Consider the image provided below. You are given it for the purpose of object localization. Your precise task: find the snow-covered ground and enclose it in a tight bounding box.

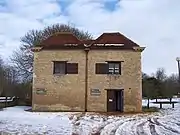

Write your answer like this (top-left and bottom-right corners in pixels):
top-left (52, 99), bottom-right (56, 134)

top-left (0, 98), bottom-right (180, 135)
top-left (0, 106), bottom-right (72, 135)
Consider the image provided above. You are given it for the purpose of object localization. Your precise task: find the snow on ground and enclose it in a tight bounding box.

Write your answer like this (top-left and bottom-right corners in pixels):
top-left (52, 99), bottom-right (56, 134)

top-left (71, 98), bottom-right (180, 135)
top-left (0, 106), bottom-right (72, 135)
top-left (0, 98), bottom-right (180, 135)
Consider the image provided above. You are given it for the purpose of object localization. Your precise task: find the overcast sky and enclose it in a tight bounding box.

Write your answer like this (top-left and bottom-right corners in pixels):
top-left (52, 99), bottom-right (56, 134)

top-left (0, 0), bottom-right (180, 75)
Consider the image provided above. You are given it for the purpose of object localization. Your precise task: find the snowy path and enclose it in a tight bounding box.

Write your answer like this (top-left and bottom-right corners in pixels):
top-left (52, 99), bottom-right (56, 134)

top-left (71, 109), bottom-right (180, 135)
top-left (71, 98), bottom-right (180, 135)
top-left (0, 98), bottom-right (179, 135)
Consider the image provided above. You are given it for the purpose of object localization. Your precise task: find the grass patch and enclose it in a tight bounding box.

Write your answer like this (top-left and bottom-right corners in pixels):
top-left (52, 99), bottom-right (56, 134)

top-left (142, 106), bottom-right (159, 112)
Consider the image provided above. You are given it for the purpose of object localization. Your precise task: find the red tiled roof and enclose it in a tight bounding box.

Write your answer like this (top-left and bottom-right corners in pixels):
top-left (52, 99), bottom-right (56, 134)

top-left (82, 40), bottom-right (94, 44)
top-left (41, 32), bottom-right (82, 48)
top-left (91, 32), bottom-right (139, 47)
top-left (39, 32), bottom-right (140, 50)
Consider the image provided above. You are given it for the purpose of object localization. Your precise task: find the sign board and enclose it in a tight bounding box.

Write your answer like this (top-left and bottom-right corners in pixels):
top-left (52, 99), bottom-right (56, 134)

top-left (90, 89), bottom-right (101, 96)
top-left (36, 88), bottom-right (47, 95)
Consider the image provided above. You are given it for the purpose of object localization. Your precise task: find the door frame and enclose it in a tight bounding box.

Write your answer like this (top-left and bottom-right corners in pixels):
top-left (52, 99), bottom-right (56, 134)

top-left (106, 89), bottom-right (124, 112)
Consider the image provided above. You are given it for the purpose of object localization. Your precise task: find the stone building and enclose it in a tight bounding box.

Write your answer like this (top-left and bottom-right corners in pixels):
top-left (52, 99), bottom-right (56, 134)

top-left (31, 32), bottom-right (145, 112)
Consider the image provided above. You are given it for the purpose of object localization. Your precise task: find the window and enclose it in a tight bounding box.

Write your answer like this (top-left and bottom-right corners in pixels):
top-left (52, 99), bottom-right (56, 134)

top-left (95, 63), bottom-right (108, 74)
top-left (95, 62), bottom-right (122, 75)
top-left (108, 63), bottom-right (120, 74)
top-left (53, 61), bottom-right (66, 74)
top-left (53, 61), bottom-right (78, 75)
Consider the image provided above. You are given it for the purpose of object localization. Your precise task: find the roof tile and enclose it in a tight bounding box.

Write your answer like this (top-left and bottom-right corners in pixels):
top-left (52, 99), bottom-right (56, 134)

top-left (41, 33), bottom-right (82, 48)
top-left (39, 32), bottom-right (140, 50)
top-left (91, 32), bottom-right (139, 48)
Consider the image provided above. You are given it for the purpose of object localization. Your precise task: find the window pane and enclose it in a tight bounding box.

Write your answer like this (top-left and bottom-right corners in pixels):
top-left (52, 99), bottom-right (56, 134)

top-left (109, 69), bottom-right (114, 74)
top-left (115, 64), bottom-right (120, 74)
top-left (54, 63), bottom-right (60, 73)
top-left (54, 62), bottom-right (66, 74)
top-left (114, 69), bottom-right (119, 74)
top-left (109, 63), bottom-right (114, 73)
top-left (114, 64), bottom-right (119, 68)
top-left (109, 67), bottom-right (114, 70)
top-left (59, 63), bottom-right (65, 74)
top-left (108, 63), bottom-right (120, 74)
top-left (108, 63), bottom-right (114, 68)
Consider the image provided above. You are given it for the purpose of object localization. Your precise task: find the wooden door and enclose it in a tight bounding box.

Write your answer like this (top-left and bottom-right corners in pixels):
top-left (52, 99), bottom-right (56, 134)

top-left (107, 90), bottom-right (116, 112)
top-left (116, 90), bottom-right (123, 112)
top-left (107, 90), bottom-right (124, 112)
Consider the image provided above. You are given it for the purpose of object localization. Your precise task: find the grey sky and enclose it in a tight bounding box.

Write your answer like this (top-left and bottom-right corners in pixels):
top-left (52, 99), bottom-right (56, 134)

top-left (0, 0), bottom-right (180, 75)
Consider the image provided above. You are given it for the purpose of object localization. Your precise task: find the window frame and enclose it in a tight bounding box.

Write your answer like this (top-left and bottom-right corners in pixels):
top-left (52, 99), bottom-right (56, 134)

top-left (53, 61), bottom-right (67, 75)
top-left (107, 62), bottom-right (121, 75)
top-left (95, 61), bottom-right (122, 75)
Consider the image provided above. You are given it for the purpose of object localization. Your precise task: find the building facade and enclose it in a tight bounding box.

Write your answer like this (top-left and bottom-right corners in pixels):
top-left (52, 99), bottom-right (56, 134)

top-left (32, 32), bottom-right (145, 112)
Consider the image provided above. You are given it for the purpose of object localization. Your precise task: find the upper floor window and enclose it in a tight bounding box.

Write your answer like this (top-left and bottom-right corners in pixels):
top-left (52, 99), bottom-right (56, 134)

top-left (53, 61), bottom-right (66, 74)
top-left (53, 61), bottom-right (78, 75)
top-left (108, 63), bottom-right (120, 74)
top-left (95, 61), bottom-right (122, 75)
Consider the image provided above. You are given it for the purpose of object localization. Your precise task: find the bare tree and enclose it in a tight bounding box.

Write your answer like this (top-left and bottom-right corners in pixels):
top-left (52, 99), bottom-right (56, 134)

top-left (11, 23), bottom-right (93, 81)
top-left (0, 57), bottom-right (6, 96)
top-left (164, 74), bottom-right (179, 102)
top-left (142, 68), bottom-right (179, 104)
top-left (154, 68), bottom-right (167, 81)
top-left (153, 68), bottom-right (167, 100)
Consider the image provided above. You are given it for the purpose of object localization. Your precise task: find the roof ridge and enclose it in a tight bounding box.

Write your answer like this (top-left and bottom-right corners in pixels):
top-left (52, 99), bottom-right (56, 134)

top-left (53, 32), bottom-right (84, 41)
top-left (45, 32), bottom-right (81, 42)
top-left (54, 32), bottom-right (74, 35)
top-left (41, 32), bottom-right (76, 42)
top-left (102, 32), bottom-right (120, 34)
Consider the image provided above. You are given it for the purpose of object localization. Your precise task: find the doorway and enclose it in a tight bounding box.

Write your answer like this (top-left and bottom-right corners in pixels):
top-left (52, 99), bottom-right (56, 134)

top-left (107, 89), bottom-right (123, 112)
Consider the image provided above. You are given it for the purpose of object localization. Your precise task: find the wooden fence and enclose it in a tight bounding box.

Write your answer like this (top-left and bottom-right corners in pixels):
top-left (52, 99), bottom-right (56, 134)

top-left (0, 96), bottom-right (18, 108)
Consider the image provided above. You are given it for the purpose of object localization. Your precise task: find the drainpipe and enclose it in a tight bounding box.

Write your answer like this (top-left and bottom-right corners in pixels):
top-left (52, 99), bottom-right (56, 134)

top-left (84, 48), bottom-right (89, 112)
